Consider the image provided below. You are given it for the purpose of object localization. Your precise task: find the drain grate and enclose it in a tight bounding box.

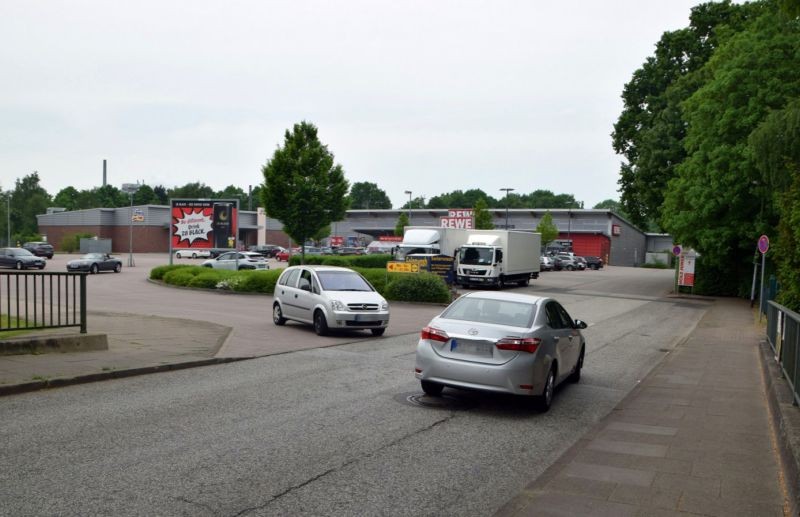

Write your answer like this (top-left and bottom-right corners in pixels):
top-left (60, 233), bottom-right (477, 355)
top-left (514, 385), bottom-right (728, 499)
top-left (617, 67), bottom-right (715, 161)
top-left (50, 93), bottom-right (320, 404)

top-left (394, 391), bottom-right (476, 411)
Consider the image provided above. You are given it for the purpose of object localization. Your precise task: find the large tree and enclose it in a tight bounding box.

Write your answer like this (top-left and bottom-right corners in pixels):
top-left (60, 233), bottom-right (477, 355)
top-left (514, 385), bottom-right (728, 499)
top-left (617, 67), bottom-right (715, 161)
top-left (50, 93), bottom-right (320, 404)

top-left (10, 172), bottom-right (51, 241)
top-left (168, 182), bottom-right (215, 200)
top-left (535, 211), bottom-right (559, 250)
top-left (348, 182), bottom-right (391, 209)
top-left (473, 198), bottom-right (494, 229)
top-left (612, 1), bottom-right (759, 229)
top-left (261, 121), bottom-right (349, 262)
top-left (662, 4), bottom-right (800, 294)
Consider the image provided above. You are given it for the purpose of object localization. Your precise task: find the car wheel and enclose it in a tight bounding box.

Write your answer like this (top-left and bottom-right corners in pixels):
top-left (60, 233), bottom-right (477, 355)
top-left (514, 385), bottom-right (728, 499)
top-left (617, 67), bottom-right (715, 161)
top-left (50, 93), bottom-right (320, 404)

top-left (176, 252), bottom-right (182, 259)
top-left (114, 263), bottom-right (122, 273)
top-left (371, 328), bottom-right (386, 336)
top-left (566, 265), bottom-right (574, 271)
top-left (569, 346), bottom-right (584, 383)
top-left (421, 380), bottom-right (443, 396)
top-left (90, 264), bottom-right (99, 274)
top-left (192, 252), bottom-right (197, 259)
top-left (313, 310), bottom-right (329, 336)
top-left (15, 261), bottom-right (23, 270)
top-left (204, 264), bottom-right (212, 268)
top-left (536, 366), bottom-right (556, 412)
top-left (273, 303), bottom-right (286, 326)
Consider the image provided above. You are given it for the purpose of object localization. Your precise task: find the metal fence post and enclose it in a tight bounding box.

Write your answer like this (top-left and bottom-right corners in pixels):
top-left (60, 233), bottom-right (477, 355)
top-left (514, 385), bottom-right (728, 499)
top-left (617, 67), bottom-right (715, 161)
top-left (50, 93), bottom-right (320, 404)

top-left (79, 274), bottom-right (87, 334)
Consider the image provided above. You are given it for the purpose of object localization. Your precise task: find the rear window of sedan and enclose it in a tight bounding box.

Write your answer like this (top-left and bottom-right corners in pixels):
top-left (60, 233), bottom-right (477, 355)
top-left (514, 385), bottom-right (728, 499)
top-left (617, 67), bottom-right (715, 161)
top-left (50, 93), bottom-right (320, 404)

top-left (317, 271), bottom-right (374, 292)
top-left (441, 297), bottom-right (536, 328)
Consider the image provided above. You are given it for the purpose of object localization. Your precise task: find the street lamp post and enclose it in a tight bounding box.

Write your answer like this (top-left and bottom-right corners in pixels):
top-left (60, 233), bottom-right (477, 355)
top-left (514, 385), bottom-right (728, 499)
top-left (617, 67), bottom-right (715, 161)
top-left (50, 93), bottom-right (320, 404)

top-left (121, 183), bottom-right (140, 267)
top-left (500, 188), bottom-right (515, 229)
top-left (6, 193), bottom-right (10, 247)
top-left (404, 190), bottom-right (412, 224)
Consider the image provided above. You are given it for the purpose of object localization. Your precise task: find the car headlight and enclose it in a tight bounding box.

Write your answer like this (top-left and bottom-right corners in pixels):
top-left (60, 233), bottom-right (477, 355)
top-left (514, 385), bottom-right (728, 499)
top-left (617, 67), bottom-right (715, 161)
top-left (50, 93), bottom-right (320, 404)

top-left (380, 300), bottom-right (389, 311)
top-left (330, 300), bottom-right (345, 311)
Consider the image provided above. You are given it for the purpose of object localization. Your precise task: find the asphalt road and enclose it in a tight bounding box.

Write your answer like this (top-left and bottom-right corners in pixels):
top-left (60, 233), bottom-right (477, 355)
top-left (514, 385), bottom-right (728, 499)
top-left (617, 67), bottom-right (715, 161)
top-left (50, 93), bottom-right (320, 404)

top-left (0, 256), bottom-right (708, 516)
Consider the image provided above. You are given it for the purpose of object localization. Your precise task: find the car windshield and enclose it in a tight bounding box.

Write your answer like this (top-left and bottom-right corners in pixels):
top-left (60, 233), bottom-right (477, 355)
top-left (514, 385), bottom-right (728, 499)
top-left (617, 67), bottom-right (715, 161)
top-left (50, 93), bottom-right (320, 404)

top-left (317, 271), bottom-right (373, 292)
top-left (441, 297), bottom-right (536, 328)
top-left (83, 253), bottom-right (104, 259)
top-left (458, 247), bottom-right (494, 265)
top-left (14, 249), bottom-right (34, 257)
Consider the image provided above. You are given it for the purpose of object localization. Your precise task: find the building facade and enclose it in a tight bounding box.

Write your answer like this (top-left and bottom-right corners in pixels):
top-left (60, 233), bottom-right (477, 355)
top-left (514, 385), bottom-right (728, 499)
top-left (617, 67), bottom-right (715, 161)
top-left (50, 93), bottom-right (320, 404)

top-left (38, 206), bottom-right (658, 266)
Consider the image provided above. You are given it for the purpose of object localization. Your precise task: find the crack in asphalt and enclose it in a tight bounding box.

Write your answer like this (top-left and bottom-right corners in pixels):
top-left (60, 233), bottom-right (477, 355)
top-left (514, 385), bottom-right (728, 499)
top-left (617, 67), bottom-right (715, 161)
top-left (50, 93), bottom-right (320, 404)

top-left (177, 495), bottom-right (217, 515)
top-left (230, 414), bottom-right (456, 516)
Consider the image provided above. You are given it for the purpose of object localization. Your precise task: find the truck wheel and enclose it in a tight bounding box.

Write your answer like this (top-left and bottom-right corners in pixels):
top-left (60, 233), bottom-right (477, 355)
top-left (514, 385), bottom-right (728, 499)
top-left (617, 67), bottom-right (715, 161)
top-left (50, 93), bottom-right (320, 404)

top-left (518, 278), bottom-right (529, 287)
top-left (497, 277), bottom-right (505, 290)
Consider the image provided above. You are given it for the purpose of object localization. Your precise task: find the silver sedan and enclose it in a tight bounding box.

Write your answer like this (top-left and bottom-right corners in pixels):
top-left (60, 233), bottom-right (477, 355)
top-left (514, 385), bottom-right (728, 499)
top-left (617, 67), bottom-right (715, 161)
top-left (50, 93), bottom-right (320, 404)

top-left (414, 292), bottom-right (587, 411)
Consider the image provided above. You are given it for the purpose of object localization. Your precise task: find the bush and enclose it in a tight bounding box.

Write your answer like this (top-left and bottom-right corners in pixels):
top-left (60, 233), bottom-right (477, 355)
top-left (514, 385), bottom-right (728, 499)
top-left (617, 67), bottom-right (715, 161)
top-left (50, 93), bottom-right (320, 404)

top-left (150, 264), bottom-right (195, 280)
top-left (231, 270), bottom-right (282, 293)
top-left (349, 254), bottom-right (393, 268)
top-left (288, 253), bottom-right (393, 268)
top-left (188, 270), bottom-right (232, 289)
top-left (163, 267), bottom-right (205, 287)
top-left (385, 272), bottom-right (450, 303)
top-left (61, 233), bottom-right (94, 253)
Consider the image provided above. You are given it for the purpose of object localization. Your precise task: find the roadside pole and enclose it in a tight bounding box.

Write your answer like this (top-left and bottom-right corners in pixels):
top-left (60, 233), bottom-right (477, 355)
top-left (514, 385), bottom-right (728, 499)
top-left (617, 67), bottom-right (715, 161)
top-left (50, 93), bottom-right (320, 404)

top-left (757, 235), bottom-right (769, 320)
top-left (750, 249), bottom-right (759, 308)
top-left (672, 245), bottom-right (682, 294)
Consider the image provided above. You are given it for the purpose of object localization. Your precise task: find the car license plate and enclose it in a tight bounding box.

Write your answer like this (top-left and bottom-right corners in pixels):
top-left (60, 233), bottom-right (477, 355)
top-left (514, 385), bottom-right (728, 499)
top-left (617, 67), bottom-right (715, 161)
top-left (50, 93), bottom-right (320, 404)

top-left (450, 339), bottom-right (492, 357)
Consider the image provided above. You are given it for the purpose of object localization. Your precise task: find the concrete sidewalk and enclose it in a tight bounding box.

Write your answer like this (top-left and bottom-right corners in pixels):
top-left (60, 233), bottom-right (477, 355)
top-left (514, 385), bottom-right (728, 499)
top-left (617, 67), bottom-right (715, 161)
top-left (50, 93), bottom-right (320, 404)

top-left (496, 297), bottom-right (790, 517)
top-left (0, 311), bottom-right (235, 395)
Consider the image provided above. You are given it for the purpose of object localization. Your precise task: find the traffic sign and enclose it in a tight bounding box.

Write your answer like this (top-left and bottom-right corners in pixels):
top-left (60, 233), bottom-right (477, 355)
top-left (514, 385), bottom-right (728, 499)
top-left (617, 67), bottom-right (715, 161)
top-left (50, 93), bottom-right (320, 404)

top-left (758, 235), bottom-right (769, 254)
top-left (672, 245), bottom-right (682, 257)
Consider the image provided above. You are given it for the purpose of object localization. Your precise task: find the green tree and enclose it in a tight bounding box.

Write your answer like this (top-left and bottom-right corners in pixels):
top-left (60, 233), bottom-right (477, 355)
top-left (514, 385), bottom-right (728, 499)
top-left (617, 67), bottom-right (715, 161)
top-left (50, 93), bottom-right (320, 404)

top-left (395, 212), bottom-right (409, 236)
top-left (169, 182), bottom-right (215, 200)
top-left (612, 1), bottom-right (759, 229)
top-left (153, 185), bottom-right (169, 205)
top-left (10, 172), bottom-right (52, 240)
top-left (750, 98), bottom-right (800, 310)
top-left (216, 185), bottom-right (248, 208)
top-left (662, 5), bottom-right (800, 294)
top-left (348, 182), bottom-right (391, 209)
top-left (132, 184), bottom-right (161, 205)
top-left (261, 121), bottom-right (349, 262)
top-left (53, 186), bottom-right (81, 211)
top-left (473, 198), bottom-right (494, 229)
top-left (535, 211), bottom-right (559, 250)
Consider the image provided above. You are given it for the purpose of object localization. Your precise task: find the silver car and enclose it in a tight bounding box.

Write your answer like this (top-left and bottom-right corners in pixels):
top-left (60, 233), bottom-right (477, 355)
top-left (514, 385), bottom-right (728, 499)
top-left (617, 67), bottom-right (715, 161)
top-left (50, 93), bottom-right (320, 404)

top-left (272, 265), bottom-right (390, 336)
top-left (201, 251), bottom-right (269, 270)
top-left (414, 292), bottom-right (587, 411)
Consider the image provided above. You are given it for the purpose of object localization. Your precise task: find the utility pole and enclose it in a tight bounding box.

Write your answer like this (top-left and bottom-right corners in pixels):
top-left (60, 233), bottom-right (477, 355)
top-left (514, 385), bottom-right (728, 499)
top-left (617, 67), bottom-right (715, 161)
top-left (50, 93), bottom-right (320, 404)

top-left (500, 188), bottom-right (515, 229)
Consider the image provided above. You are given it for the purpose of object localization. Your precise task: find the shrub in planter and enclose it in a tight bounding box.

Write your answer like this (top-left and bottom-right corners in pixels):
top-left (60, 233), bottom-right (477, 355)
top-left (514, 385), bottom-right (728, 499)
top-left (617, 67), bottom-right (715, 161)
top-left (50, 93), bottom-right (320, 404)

top-left (231, 270), bottom-right (282, 293)
top-left (189, 270), bottom-right (231, 289)
top-left (150, 264), bottom-right (194, 280)
top-left (163, 267), bottom-right (204, 287)
top-left (385, 272), bottom-right (450, 303)
top-left (349, 254), bottom-right (393, 269)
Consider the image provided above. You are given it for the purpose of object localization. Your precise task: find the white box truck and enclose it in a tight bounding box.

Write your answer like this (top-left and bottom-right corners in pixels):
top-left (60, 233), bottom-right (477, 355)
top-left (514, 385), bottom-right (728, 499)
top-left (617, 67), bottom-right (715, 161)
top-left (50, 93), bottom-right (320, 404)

top-left (394, 227), bottom-right (470, 260)
top-left (455, 230), bottom-right (541, 288)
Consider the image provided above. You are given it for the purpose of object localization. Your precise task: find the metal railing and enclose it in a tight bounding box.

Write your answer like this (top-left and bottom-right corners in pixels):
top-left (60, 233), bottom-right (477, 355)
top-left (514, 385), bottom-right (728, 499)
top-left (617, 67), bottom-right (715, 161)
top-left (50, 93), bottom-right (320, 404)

top-left (766, 300), bottom-right (800, 405)
top-left (0, 272), bottom-right (87, 334)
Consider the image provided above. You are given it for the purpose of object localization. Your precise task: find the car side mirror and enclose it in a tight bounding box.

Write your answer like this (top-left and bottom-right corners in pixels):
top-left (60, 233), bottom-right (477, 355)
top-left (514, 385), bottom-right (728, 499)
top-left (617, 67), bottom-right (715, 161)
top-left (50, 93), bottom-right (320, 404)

top-left (574, 319), bottom-right (588, 329)
top-left (300, 283), bottom-right (311, 292)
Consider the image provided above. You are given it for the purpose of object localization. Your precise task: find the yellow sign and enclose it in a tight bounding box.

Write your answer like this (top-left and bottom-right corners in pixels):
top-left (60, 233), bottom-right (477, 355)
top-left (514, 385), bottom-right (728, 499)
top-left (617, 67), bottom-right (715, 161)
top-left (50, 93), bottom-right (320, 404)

top-left (387, 261), bottom-right (419, 273)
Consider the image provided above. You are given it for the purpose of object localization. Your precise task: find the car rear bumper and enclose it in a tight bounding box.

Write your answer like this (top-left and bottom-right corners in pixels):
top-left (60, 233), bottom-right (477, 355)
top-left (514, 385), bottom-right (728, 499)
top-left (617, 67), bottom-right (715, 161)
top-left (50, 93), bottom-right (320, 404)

top-left (414, 341), bottom-right (544, 396)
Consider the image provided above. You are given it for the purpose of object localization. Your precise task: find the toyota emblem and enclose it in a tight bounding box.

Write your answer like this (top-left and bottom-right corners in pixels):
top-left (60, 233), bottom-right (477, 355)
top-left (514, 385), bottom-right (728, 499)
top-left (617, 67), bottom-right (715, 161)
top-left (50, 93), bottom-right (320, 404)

top-left (468, 328), bottom-right (479, 336)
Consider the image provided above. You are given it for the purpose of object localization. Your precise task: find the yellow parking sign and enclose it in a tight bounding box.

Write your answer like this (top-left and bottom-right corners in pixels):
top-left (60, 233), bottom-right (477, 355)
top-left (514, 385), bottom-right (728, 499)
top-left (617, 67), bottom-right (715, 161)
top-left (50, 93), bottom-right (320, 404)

top-left (387, 261), bottom-right (419, 273)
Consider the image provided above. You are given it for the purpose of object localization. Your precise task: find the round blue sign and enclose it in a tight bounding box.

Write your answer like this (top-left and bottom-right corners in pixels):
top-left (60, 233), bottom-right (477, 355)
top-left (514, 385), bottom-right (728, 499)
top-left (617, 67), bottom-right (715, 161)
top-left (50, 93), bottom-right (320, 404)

top-left (672, 245), bottom-right (682, 257)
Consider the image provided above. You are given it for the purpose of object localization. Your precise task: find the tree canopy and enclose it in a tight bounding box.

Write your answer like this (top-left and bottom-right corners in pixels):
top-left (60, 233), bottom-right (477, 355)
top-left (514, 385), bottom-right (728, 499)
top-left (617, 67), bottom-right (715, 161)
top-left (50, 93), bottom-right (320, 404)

top-left (261, 121), bottom-right (349, 260)
top-left (473, 198), bottom-right (494, 229)
top-left (348, 182), bottom-right (391, 209)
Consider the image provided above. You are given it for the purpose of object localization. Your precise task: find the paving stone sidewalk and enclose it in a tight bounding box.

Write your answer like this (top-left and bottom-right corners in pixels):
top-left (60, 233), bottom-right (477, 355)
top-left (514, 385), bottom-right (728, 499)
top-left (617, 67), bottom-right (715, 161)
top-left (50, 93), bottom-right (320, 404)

top-left (496, 297), bottom-right (789, 517)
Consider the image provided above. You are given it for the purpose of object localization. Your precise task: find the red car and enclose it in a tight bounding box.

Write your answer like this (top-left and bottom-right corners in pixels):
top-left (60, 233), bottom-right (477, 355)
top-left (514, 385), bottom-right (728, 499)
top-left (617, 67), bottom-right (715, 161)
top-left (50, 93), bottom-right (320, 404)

top-left (276, 249), bottom-right (290, 261)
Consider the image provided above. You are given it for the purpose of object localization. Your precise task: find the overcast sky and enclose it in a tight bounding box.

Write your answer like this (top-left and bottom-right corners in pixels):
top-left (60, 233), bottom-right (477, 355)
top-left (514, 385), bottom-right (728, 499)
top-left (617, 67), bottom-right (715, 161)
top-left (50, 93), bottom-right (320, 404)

top-left (1, 1), bottom-right (702, 208)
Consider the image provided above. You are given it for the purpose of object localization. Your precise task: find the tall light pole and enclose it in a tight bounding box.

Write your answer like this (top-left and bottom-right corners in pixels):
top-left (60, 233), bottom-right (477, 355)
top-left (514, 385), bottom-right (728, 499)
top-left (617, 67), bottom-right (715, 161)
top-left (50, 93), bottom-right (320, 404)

top-left (6, 193), bottom-right (10, 247)
top-left (122, 183), bottom-right (140, 267)
top-left (500, 188), bottom-right (515, 229)
top-left (404, 190), bottom-right (412, 225)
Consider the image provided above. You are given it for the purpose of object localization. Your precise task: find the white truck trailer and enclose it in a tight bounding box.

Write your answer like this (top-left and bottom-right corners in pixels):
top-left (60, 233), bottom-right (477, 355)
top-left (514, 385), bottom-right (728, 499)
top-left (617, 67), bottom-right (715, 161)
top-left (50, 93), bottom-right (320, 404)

top-left (394, 227), bottom-right (470, 260)
top-left (455, 230), bottom-right (541, 288)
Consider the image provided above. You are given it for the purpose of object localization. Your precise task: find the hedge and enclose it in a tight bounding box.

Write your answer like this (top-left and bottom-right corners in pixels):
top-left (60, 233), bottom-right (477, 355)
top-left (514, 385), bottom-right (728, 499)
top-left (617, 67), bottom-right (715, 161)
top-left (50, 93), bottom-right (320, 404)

top-left (150, 263), bottom-right (450, 303)
top-left (288, 254), bottom-right (393, 268)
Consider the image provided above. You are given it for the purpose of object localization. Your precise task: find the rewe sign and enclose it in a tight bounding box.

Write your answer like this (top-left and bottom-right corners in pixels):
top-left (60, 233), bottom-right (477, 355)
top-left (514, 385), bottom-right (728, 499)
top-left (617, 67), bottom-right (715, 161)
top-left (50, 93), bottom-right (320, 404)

top-left (440, 209), bottom-right (474, 229)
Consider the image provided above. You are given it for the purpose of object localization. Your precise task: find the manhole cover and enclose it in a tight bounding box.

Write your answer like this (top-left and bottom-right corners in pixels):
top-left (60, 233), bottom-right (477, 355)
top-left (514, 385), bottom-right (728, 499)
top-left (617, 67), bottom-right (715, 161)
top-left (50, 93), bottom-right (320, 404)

top-left (394, 391), bottom-right (476, 411)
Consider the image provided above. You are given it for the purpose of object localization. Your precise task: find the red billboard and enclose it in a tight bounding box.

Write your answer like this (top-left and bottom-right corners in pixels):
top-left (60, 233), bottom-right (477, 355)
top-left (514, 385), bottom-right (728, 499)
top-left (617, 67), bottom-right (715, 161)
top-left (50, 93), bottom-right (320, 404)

top-left (170, 199), bottom-right (239, 250)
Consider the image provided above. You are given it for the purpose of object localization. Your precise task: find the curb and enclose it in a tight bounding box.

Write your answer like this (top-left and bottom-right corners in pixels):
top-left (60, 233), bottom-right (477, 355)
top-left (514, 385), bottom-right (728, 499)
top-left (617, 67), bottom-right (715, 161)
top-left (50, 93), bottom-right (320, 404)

top-left (0, 356), bottom-right (254, 397)
top-left (758, 338), bottom-right (800, 516)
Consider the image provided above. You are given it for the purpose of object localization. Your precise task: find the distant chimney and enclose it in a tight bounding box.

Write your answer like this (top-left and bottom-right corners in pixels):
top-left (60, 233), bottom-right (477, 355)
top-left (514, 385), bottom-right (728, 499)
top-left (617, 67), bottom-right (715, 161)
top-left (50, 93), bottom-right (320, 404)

top-left (103, 159), bottom-right (107, 186)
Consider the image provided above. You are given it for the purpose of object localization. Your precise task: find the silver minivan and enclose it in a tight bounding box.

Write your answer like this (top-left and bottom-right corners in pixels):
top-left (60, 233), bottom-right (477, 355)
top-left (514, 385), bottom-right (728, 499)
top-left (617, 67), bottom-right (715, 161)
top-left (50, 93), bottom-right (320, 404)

top-left (272, 265), bottom-right (390, 336)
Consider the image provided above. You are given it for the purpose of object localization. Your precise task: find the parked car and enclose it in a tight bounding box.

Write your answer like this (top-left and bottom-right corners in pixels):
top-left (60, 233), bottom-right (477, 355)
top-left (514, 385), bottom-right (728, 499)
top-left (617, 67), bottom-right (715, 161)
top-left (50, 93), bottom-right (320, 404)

top-left (175, 249), bottom-right (211, 259)
top-left (0, 247), bottom-right (46, 270)
top-left (574, 257), bottom-right (588, 270)
top-left (248, 244), bottom-right (283, 258)
top-left (272, 265), bottom-right (390, 336)
top-left (539, 255), bottom-right (554, 271)
top-left (338, 247), bottom-right (365, 256)
top-left (22, 241), bottom-right (54, 259)
top-left (202, 251), bottom-right (269, 271)
top-left (66, 253), bottom-right (122, 273)
top-left (584, 256), bottom-right (604, 270)
top-left (275, 249), bottom-right (291, 262)
top-left (553, 253), bottom-right (579, 271)
top-left (414, 291), bottom-right (587, 411)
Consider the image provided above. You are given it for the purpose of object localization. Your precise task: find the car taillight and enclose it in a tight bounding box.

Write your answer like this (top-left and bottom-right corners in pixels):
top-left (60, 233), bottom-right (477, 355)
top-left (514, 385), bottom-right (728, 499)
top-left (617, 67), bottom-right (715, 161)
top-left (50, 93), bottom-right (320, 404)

top-left (496, 337), bottom-right (541, 353)
top-left (421, 326), bottom-right (449, 343)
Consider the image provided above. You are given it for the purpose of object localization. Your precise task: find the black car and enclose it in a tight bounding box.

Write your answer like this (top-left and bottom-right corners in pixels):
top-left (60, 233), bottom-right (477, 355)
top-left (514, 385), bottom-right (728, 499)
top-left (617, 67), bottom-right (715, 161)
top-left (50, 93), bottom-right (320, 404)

top-left (584, 256), bottom-right (604, 270)
top-left (248, 244), bottom-right (283, 258)
top-left (0, 248), bottom-right (46, 269)
top-left (23, 241), bottom-right (54, 259)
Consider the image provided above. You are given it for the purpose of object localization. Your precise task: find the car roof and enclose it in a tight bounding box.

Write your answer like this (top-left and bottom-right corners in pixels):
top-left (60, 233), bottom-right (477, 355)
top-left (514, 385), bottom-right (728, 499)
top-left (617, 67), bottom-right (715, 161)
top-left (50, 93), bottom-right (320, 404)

top-left (459, 291), bottom-right (549, 305)
top-left (284, 265), bottom-right (354, 273)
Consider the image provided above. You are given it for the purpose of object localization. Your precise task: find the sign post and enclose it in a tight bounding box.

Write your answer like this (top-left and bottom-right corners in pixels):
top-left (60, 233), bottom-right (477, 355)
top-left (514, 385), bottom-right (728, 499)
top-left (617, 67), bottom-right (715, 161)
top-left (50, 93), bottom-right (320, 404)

top-left (672, 245), bottom-right (682, 294)
top-left (758, 235), bottom-right (769, 317)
